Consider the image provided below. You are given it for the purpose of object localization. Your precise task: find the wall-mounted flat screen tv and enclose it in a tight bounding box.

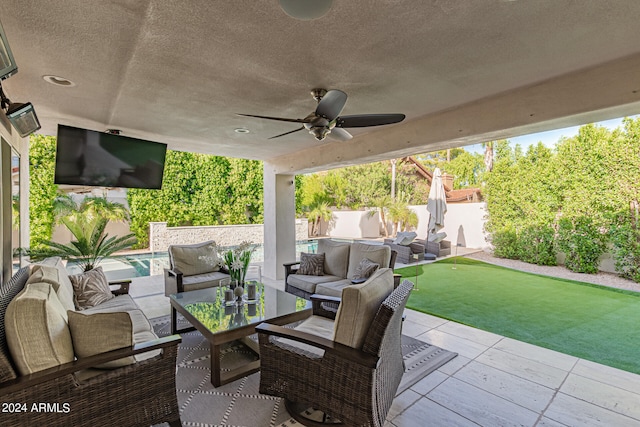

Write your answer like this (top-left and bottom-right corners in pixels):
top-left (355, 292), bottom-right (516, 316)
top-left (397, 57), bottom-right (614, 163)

top-left (54, 125), bottom-right (167, 189)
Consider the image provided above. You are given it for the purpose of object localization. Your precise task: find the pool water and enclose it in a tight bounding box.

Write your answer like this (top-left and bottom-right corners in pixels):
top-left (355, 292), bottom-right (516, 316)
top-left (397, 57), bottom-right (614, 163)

top-left (67, 240), bottom-right (318, 280)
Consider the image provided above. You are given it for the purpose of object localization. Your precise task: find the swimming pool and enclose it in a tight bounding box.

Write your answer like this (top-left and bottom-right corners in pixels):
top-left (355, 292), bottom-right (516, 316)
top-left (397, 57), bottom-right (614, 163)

top-left (67, 240), bottom-right (318, 280)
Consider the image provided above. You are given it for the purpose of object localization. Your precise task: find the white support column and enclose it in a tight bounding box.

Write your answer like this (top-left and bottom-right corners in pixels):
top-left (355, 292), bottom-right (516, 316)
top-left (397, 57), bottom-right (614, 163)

top-left (263, 162), bottom-right (296, 281)
top-left (19, 137), bottom-right (30, 265)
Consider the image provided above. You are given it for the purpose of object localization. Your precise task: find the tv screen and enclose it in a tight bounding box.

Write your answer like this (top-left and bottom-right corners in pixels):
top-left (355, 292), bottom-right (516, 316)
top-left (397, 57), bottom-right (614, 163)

top-left (54, 125), bottom-right (167, 189)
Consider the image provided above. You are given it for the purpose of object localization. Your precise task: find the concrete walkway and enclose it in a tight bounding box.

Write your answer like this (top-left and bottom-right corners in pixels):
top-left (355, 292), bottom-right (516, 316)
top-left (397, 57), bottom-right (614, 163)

top-left (130, 255), bottom-right (640, 426)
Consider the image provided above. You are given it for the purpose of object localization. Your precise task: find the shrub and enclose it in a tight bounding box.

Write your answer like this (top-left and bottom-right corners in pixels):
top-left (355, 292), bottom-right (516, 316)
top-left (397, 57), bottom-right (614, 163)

top-left (519, 224), bottom-right (557, 266)
top-left (491, 228), bottom-right (520, 259)
top-left (609, 213), bottom-right (640, 283)
top-left (556, 217), bottom-right (607, 274)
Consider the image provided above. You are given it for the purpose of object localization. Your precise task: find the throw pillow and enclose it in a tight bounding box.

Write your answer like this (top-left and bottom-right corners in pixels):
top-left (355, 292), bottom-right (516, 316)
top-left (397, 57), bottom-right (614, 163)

top-left (169, 240), bottom-right (221, 276)
top-left (27, 264), bottom-right (76, 312)
top-left (393, 231), bottom-right (417, 246)
top-left (297, 252), bottom-right (325, 276)
top-left (67, 311), bottom-right (135, 368)
top-left (429, 231), bottom-right (447, 243)
top-left (352, 258), bottom-right (380, 280)
top-left (68, 266), bottom-right (114, 310)
top-left (5, 282), bottom-right (75, 375)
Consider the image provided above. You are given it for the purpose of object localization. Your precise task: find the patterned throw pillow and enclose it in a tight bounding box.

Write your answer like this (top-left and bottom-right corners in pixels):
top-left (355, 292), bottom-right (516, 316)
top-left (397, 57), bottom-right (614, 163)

top-left (352, 258), bottom-right (380, 280)
top-left (69, 266), bottom-right (114, 310)
top-left (297, 252), bottom-right (325, 276)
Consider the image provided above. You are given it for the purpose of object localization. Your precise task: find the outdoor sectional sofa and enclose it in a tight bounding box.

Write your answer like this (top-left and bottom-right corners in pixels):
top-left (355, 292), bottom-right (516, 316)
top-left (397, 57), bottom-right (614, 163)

top-left (0, 257), bottom-right (181, 427)
top-left (284, 239), bottom-right (399, 299)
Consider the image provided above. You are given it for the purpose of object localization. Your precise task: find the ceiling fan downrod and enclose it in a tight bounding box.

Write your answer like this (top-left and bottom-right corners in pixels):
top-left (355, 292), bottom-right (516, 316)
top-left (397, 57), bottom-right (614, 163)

top-left (311, 88), bottom-right (327, 103)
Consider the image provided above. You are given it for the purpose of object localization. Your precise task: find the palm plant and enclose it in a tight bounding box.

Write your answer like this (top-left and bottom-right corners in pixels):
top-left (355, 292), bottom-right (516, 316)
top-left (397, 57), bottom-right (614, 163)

top-left (387, 192), bottom-right (418, 235)
top-left (29, 195), bottom-right (136, 271)
top-left (306, 202), bottom-right (333, 237)
top-left (369, 195), bottom-right (393, 237)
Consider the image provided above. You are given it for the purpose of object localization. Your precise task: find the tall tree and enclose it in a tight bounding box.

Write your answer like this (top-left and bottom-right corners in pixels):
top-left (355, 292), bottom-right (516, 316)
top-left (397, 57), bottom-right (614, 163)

top-left (483, 141), bottom-right (494, 172)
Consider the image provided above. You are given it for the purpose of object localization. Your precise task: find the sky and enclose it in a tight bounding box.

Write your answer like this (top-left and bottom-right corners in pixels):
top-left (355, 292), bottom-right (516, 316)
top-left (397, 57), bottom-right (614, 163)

top-left (465, 114), bottom-right (638, 154)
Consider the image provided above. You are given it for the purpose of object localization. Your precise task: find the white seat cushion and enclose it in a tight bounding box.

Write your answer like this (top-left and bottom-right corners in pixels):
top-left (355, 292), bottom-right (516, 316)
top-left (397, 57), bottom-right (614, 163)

top-left (182, 271), bottom-right (230, 289)
top-left (333, 268), bottom-right (394, 349)
top-left (315, 279), bottom-right (353, 297)
top-left (277, 315), bottom-right (335, 356)
top-left (287, 274), bottom-right (343, 293)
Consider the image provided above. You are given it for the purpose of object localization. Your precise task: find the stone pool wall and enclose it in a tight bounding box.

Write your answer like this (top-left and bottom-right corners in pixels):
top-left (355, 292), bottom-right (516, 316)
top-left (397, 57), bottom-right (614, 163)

top-left (148, 220), bottom-right (309, 252)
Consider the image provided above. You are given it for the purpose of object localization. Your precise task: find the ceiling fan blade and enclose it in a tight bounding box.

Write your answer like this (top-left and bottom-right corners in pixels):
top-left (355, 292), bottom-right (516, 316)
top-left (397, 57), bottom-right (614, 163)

top-left (237, 113), bottom-right (309, 124)
top-left (336, 113), bottom-right (406, 128)
top-left (269, 126), bottom-right (306, 139)
top-left (315, 89), bottom-right (347, 121)
top-left (328, 127), bottom-right (352, 141)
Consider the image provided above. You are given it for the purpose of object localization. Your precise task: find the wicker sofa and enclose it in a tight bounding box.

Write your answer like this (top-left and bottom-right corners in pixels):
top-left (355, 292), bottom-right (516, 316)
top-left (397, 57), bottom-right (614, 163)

top-left (0, 258), bottom-right (181, 427)
top-left (284, 239), bottom-right (398, 299)
top-left (257, 268), bottom-right (414, 426)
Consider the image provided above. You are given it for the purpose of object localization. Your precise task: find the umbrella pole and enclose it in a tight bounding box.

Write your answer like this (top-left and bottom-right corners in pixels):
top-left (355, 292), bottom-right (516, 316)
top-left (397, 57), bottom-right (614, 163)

top-left (413, 254), bottom-right (420, 291)
top-left (452, 244), bottom-right (458, 270)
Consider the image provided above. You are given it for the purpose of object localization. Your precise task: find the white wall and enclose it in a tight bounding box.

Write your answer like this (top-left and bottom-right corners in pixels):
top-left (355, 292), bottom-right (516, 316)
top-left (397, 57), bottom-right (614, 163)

top-left (324, 210), bottom-right (380, 239)
top-left (411, 202), bottom-right (488, 249)
top-left (318, 204), bottom-right (489, 248)
top-left (50, 188), bottom-right (132, 243)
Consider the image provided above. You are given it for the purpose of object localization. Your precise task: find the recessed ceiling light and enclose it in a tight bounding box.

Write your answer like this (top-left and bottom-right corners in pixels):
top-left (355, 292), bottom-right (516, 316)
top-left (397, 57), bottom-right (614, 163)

top-left (234, 128), bottom-right (250, 134)
top-left (42, 75), bottom-right (76, 87)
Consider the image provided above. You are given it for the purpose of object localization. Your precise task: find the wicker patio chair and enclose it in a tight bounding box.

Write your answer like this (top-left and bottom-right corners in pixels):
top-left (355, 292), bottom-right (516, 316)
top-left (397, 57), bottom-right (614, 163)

top-left (257, 273), bottom-right (414, 427)
top-left (383, 238), bottom-right (425, 264)
top-left (0, 268), bottom-right (182, 427)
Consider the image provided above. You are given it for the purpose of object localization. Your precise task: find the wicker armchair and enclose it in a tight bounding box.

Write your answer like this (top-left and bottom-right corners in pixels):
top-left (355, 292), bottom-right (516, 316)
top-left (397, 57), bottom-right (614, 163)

top-left (383, 238), bottom-right (425, 264)
top-left (257, 273), bottom-right (414, 427)
top-left (0, 268), bottom-right (182, 427)
top-left (164, 240), bottom-right (230, 333)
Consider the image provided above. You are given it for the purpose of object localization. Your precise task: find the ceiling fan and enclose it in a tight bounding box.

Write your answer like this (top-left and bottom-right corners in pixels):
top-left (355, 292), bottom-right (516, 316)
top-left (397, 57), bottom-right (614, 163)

top-left (238, 88), bottom-right (405, 141)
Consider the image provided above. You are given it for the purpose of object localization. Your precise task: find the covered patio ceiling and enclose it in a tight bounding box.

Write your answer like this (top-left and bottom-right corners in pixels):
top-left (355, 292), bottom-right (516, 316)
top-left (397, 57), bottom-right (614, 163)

top-left (1, 0), bottom-right (639, 174)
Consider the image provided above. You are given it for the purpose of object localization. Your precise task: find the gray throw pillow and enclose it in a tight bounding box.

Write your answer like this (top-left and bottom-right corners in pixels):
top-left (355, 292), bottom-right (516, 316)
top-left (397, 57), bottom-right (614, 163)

top-left (298, 252), bottom-right (325, 276)
top-left (352, 258), bottom-right (379, 280)
top-left (69, 266), bottom-right (114, 310)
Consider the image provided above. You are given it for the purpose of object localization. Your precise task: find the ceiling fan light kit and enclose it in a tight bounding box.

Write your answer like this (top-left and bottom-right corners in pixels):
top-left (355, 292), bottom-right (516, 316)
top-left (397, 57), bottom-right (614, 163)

top-left (238, 88), bottom-right (405, 142)
top-left (279, 0), bottom-right (333, 20)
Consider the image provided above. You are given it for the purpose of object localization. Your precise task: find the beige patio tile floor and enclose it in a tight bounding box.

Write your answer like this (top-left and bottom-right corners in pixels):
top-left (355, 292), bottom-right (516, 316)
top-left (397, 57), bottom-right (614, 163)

top-left (131, 273), bottom-right (640, 427)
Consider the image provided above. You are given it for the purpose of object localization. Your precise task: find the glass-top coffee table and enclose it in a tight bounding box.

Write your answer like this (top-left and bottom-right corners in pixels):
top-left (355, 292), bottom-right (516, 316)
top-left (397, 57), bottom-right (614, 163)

top-left (169, 284), bottom-right (311, 387)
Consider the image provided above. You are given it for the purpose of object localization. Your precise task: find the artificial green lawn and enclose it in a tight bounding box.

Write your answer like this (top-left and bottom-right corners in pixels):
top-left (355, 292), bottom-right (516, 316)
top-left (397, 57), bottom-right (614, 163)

top-left (396, 257), bottom-right (640, 374)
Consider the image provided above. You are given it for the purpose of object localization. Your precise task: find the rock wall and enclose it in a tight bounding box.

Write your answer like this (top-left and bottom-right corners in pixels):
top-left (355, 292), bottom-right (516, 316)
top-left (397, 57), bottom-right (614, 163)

top-left (149, 219), bottom-right (309, 252)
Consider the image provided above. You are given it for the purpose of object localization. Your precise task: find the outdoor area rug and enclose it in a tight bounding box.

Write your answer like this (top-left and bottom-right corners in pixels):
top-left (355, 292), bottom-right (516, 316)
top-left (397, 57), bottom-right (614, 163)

top-left (151, 314), bottom-right (457, 427)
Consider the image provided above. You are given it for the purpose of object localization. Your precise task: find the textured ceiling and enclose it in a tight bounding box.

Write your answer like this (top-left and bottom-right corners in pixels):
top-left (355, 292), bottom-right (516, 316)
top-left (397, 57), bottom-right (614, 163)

top-left (1, 0), bottom-right (640, 168)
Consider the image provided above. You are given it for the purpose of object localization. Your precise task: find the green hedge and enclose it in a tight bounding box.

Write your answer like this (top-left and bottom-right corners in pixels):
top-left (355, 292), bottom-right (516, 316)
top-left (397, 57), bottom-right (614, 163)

top-left (485, 118), bottom-right (640, 281)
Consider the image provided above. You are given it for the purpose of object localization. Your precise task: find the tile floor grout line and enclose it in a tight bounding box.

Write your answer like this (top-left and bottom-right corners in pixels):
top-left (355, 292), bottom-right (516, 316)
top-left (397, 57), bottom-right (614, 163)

top-left (533, 355), bottom-right (579, 426)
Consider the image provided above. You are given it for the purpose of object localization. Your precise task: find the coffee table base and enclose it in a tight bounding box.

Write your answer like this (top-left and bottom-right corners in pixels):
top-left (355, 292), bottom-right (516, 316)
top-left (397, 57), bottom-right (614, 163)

top-left (285, 400), bottom-right (343, 426)
top-left (210, 337), bottom-right (260, 387)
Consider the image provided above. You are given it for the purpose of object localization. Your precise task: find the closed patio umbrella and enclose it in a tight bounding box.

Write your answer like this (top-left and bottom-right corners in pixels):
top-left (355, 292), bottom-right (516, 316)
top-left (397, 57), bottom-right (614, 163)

top-left (427, 167), bottom-right (447, 243)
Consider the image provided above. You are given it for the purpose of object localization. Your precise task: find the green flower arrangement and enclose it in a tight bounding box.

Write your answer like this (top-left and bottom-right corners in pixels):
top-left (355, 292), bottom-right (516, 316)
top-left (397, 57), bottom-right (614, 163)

top-left (222, 241), bottom-right (257, 284)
